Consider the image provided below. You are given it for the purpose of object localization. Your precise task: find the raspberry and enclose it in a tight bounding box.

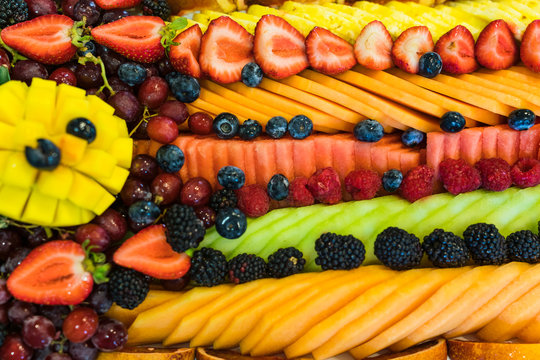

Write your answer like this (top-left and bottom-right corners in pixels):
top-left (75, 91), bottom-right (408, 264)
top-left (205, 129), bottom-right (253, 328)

top-left (475, 158), bottom-right (512, 192)
top-left (400, 165), bottom-right (435, 202)
top-left (287, 177), bottom-right (314, 207)
top-left (236, 184), bottom-right (269, 218)
top-left (307, 167), bottom-right (342, 204)
top-left (511, 158), bottom-right (540, 188)
top-left (439, 159), bottom-right (482, 195)
top-left (344, 169), bottom-right (382, 200)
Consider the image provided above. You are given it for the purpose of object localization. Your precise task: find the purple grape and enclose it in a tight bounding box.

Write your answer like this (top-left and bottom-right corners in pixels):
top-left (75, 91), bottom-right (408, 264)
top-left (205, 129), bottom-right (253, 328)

top-left (22, 315), bottom-right (56, 349)
top-left (91, 319), bottom-right (127, 352)
top-left (161, 276), bottom-right (189, 291)
top-left (131, 118), bottom-right (149, 140)
top-left (68, 341), bottom-right (98, 360)
top-left (26, 227), bottom-right (48, 248)
top-left (0, 229), bottom-right (22, 261)
top-left (11, 60), bottom-right (48, 85)
top-left (73, 0), bottom-right (101, 26)
top-left (130, 154), bottom-right (159, 182)
top-left (87, 284), bottom-right (112, 315)
top-left (8, 301), bottom-right (37, 326)
top-left (107, 91), bottom-right (143, 126)
top-left (107, 77), bottom-right (133, 94)
top-left (138, 76), bottom-right (169, 110)
top-left (0, 279), bottom-right (11, 305)
top-left (46, 353), bottom-right (72, 360)
top-left (100, 9), bottom-right (129, 24)
top-left (75, 63), bottom-right (103, 90)
top-left (143, 64), bottom-right (159, 78)
top-left (61, 0), bottom-right (79, 18)
top-left (2, 247), bottom-right (31, 274)
top-left (157, 57), bottom-right (174, 77)
top-left (98, 50), bottom-right (126, 77)
top-left (120, 178), bottom-right (152, 206)
top-left (93, 209), bottom-right (127, 242)
top-left (38, 305), bottom-right (70, 330)
top-left (85, 88), bottom-right (107, 101)
top-left (26, 0), bottom-right (57, 18)
top-left (0, 304), bottom-right (8, 325)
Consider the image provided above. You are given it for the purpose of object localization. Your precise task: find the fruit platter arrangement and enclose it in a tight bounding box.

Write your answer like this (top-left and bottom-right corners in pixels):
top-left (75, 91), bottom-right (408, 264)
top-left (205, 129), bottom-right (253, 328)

top-left (3, 0), bottom-right (540, 359)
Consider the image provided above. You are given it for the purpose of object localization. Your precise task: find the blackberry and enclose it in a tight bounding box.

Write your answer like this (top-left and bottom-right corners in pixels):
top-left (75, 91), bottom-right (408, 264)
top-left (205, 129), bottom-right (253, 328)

top-left (423, 229), bottom-right (470, 268)
top-left (190, 248), bottom-right (228, 286)
top-left (315, 233), bottom-right (366, 270)
top-left (108, 267), bottom-right (149, 310)
top-left (375, 227), bottom-right (423, 270)
top-left (164, 204), bottom-right (206, 253)
top-left (228, 253), bottom-right (267, 284)
top-left (210, 189), bottom-right (238, 211)
top-left (463, 223), bottom-right (507, 265)
top-left (268, 247), bottom-right (306, 278)
top-left (0, 0), bottom-right (28, 29)
top-left (507, 230), bottom-right (540, 264)
top-left (141, 0), bottom-right (171, 20)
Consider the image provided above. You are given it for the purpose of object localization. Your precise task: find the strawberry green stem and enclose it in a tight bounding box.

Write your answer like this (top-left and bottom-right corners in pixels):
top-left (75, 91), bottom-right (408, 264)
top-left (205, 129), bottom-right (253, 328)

top-left (160, 17), bottom-right (189, 54)
top-left (81, 239), bottom-right (111, 284)
top-left (0, 38), bottom-right (28, 65)
top-left (0, 66), bottom-right (9, 86)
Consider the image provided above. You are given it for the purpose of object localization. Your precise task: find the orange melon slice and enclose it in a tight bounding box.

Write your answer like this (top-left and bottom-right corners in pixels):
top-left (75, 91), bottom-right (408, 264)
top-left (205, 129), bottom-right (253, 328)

top-left (198, 88), bottom-right (269, 124)
top-left (477, 281), bottom-right (540, 342)
top-left (517, 312), bottom-right (540, 343)
top-left (191, 98), bottom-right (248, 123)
top-left (447, 263), bottom-right (540, 338)
top-left (391, 262), bottom-right (530, 352)
top-left (447, 339), bottom-right (540, 360)
top-left (351, 67), bottom-right (495, 125)
top-left (387, 68), bottom-right (513, 118)
top-left (350, 267), bottom-right (476, 359)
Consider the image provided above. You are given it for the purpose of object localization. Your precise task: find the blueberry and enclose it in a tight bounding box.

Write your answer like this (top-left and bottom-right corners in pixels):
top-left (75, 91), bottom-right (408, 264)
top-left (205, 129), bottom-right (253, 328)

top-left (215, 208), bottom-right (247, 239)
top-left (440, 111), bottom-right (466, 133)
top-left (25, 139), bottom-right (61, 171)
top-left (117, 62), bottom-right (147, 87)
top-left (382, 169), bottom-right (403, 192)
top-left (66, 117), bottom-right (97, 143)
top-left (418, 52), bottom-right (442, 78)
top-left (267, 174), bottom-right (289, 201)
top-left (401, 128), bottom-right (425, 147)
top-left (288, 115), bottom-right (313, 140)
top-left (166, 72), bottom-right (200, 103)
top-left (213, 113), bottom-right (239, 139)
top-left (77, 41), bottom-right (98, 58)
top-left (354, 119), bottom-right (384, 142)
top-left (266, 116), bottom-right (288, 139)
top-left (238, 119), bottom-right (262, 140)
top-left (508, 109), bottom-right (536, 131)
top-left (241, 62), bottom-right (263, 88)
top-left (128, 200), bottom-right (161, 227)
top-left (156, 144), bottom-right (184, 173)
top-left (217, 166), bottom-right (246, 190)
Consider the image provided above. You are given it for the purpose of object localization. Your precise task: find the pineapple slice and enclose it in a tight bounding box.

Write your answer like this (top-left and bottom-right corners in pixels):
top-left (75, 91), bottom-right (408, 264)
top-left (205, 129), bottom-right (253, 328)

top-left (433, 5), bottom-right (486, 38)
top-left (247, 5), bottom-right (316, 37)
top-left (194, 10), bottom-right (257, 34)
top-left (386, 1), bottom-right (448, 40)
top-left (354, 1), bottom-right (421, 38)
top-left (322, 3), bottom-right (378, 29)
top-left (498, 0), bottom-right (540, 21)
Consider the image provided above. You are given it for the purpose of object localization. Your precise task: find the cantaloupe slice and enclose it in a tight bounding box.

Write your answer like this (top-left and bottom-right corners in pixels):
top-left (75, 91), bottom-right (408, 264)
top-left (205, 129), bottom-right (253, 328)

top-left (191, 97), bottom-right (248, 123)
top-left (349, 266), bottom-right (478, 359)
top-left (250, 267), bottom-right (395, 356)
top-left (164, 279), bottom-right (277, 346)
top-left (351, 67), bottom-right (496, 125)
top-left (198, 88), bottom-right (269, 124)
top-left (447, 263), bottom-right (540, 338)
top-left (477, 281), bottom-right (540, 342)
top-left (311, 268), bottom-right (462, 360)
top-left (391, 262), bottom-right (530, 352)
top-left (387, 68), bottom-right (513, 118)
top-left (213, 270), bottom-right (342, 350)
top-left (483, 66), bottom-right (540, 86)
top-left (517, 312), bottom-right (540, 343)
top-left (127, 284), bottom-right (232, 346)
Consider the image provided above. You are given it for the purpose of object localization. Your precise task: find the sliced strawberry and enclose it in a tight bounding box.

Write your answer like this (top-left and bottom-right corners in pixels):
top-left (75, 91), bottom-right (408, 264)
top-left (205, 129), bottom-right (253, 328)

top-left (354, 20), bottom-right (393, 71)
top-left (199, 16), bottom-right (254, 84)
top-left (0, 14), bottom-right (76, 65)
top-left (7, 241), bottom-right (93, 305)
top-left (91, 16), bottom-right (165, 63)
top-left (305, 27), bottom-right (355, 75)
top-left (254, 14), bottom-right (309, 79)
top-left (434, 25), bottom-right (478, 74)
top-left (521, 20), bottom-right (540, 72)
top-left (391, 26), bottom-right (434, 74)
top-left (170, 24), bottom-right (203, 78)
top-left (475, 19), bottom-right (518, 70)
top-left (95, 0), bottom-right (141, 9)
top-left (113, 225), bottom-right (191, 280)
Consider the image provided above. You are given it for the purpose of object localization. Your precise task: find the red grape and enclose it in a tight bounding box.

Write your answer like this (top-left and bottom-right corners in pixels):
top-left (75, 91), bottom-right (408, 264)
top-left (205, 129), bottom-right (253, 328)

top-left (180, 177), bottom-right (212, 207)
top-left (131, 118), bottom-right (149, 140)
top-left (120, 178), bottom-right (152, 207)
top-left (107, 77), bottom-right (133, 94)
top-left (143, 64), bottom-right (159, 78)
top-left (194, 206), bottom-right (216, 228)
top-left (46, 353), bottom-right (72, 360)
top-left (91, 319), bottom-right (127, 352)
top-left (157, 57), bottom-right (174, 77)
top-left (0, 279), bottom-right (11, 305)
top-left (0, 49), bottom-right (10, 69)
top-left (100, 9), bottom-right (129, 24)
top-left (0, 335), bottom-right (33, 360)
top-left (130, 154), bottom-right (158, 182)
top-left (85, 88), bottom-right (107, 101)
top-left (63, 307), bottom-right (99, 344)
top-left (26, 0), bottom-right (57, 18)
top-left (146, 116), bottom-right (179, 144)
top-left (0, 229), bottom-right (22, 261)
top-left (11, 61), bottom-right (48, 85)
top-left (74, 224), bottom-right (111, 252)
top-left (8, 301), bottom-right (36, 326)
top-left (38, 305), bottom-right (70, 330)
top-left (68, 341), bottom-right (98, 360)
top-left (138, 76), bottom-right (169, 110)
top-left (61, 0), bottom-right (79, 18)
top-left (158, 100), bottom-right (189, 125)
top-left (73, 0), bottom-right (101, 26)
top-left (75, 63), bottom-right (103, 90)
top-left (107, 91), bottom-right (143, 126)
top-left (49, 68), bottom-right (77, 86)
top-left (26, 227), bottom-right (48, 247)
top-left (22, 316), bottom-right (55, 349)
top-left (188, 112), bottom-right (213, 135)
top-left (93, 209), bottom-right (127, 242)
top-left (151, 173), bottom-right (182, 206)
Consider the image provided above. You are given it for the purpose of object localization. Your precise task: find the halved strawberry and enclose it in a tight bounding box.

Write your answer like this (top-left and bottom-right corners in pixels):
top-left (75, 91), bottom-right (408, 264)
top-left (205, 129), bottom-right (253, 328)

top-left (305, 27), bottom-right (356, 75)
top-left (199, 16), bottom-right (254, 84)
top-left (113, 225), bottom-right (191, 280)
top-left (95, 0), bottom-right (141, 9)
top-left (521, 20), bottom-right (540, 72)
top-left (254, 14), bottom-right (309, 80)
top-left (391, 26), bottom-right (434, 74)
top-left (475, 19), bottom-right (518, 70)
top-left (434, 25), bottom-right (478, 74)
top-left (7, 241), bottom-right (93, 305)
top-left (0, 14), bottom-right (77, 65)
top-left (354, 20), bottom-right (393, 71)
top-left (91, 16), bottom-right (166, 63)
top-left (170, 24), bottom-right (203, 78)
